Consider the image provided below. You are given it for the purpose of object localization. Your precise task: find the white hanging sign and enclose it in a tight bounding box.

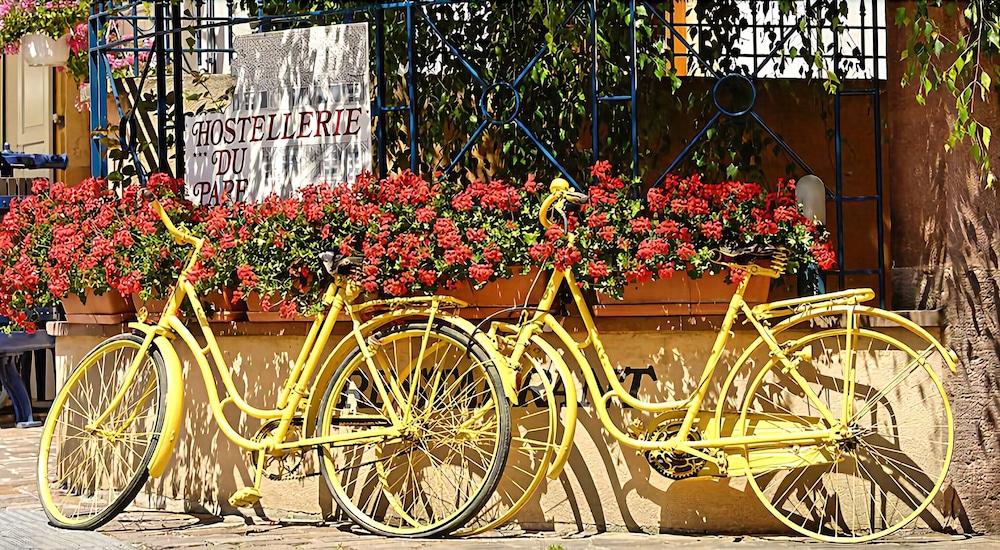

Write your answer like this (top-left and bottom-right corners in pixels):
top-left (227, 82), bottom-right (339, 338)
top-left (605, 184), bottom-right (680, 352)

top-left (184, 22), bottom-right (371, 205)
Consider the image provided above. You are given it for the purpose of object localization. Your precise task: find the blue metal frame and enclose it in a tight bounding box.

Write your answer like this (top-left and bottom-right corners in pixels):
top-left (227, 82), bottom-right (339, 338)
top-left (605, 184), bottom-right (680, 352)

top-left (87, 0), bottom-right (888, 304)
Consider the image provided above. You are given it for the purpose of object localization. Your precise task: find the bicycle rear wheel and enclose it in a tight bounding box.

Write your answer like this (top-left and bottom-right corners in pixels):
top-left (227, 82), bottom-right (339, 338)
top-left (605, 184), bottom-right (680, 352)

top-left (739, 324), bottom-right (953, 542)
top-left (37, 334), bottom-right (167, 530)
top-left (455, 337), bottom-right (565, 535)
top-left (316, 322), bottom-right (511, 537)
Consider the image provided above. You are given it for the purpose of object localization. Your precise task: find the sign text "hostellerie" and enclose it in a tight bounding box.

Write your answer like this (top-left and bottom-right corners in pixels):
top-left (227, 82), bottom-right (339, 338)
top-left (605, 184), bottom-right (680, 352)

top-left (188, 108), bottom-right (364, 148)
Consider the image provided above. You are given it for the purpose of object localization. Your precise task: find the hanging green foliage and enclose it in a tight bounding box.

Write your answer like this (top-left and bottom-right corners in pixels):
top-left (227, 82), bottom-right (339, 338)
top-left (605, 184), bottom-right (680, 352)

top-left (226, 0), bottom-right (867, 183)
top-left (896, 1), bottom-right (1000, 185)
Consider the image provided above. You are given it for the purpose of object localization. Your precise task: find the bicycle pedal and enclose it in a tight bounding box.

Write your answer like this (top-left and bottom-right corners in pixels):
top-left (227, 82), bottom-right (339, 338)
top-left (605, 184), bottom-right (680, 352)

top-left (228, 487), bottom-right (262, 508)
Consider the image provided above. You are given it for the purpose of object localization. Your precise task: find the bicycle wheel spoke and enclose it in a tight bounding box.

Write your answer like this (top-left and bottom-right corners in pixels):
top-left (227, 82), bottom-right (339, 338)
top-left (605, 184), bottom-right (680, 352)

top-left (318, 323), bottom-right (509, 536)
top-left (851, 347), bottom-right (934, 423)
top-left (40, 338), bottom-right (163, 529)
top-left (741, 321), bottom-right (952, 542)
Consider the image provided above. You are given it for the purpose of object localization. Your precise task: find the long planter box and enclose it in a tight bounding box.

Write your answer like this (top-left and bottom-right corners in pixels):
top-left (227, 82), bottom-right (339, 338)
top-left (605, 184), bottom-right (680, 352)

top-left (62, 289), bottom-right (134, 324)
top-left (245, 292), bottom-right (314, 322)
top-left (436, 268), bottom-right (547, 319)
top-left (593, 272), bottom-right (770, 317)
top-left (132, 290), bottom-right (247, 322)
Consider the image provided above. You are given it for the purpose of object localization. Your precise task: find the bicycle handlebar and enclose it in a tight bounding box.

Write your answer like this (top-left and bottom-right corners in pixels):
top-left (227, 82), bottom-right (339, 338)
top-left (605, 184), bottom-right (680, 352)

top-left (539, 178), bottom-right (588, 229)
top-left (143, 190), bottom-right (203, 248)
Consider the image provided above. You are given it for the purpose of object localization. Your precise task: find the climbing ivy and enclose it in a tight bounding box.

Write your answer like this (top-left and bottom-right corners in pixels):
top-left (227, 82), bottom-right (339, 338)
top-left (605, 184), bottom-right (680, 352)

top-left (226, 0), bottom-right (867, 184)
top-left (110, 1), bottom-right (1000, 186)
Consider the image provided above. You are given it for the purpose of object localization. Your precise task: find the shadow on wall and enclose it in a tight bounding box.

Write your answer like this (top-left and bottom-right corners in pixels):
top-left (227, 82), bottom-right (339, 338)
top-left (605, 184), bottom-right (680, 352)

top-left (51, 319), bottom-right (971, 534)
top-left (938, 148), bottom-right (1000, 536)
top-left (885, 18), bottom-right (999, 530)
top-left (134, 335), bottom-right (313, 517)
top-left (475, 326), bottom-right (972, 534)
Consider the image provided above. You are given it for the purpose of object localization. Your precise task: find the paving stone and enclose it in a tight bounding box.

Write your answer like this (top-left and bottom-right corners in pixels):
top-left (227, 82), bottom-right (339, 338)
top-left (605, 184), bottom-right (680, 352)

top-left (0, 509), bottom-right (129, 549)
top-left (1, 420), bottom-right (996, 549)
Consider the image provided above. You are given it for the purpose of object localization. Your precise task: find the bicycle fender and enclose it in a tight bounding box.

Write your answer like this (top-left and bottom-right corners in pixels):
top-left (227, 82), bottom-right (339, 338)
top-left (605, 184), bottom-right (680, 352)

top-left (858, 307), bottom-right (958, 373)
top-left (437, 314), bottom-right (519, 403)
top-left (528, 334), bottom-right (577, 480)
top-left (129, 322), bottom-right (185, 478)
top-left (148, 335), bottom-right (183, 477)
top-left (713, 304), bottom-right (958, 431)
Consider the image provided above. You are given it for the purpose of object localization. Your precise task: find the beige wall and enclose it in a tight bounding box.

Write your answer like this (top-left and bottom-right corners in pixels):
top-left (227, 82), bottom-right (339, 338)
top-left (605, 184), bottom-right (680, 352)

top-left (53, 317), bottom-right (961, 534)
top-left (884, 0), bottom-right (1000, 534)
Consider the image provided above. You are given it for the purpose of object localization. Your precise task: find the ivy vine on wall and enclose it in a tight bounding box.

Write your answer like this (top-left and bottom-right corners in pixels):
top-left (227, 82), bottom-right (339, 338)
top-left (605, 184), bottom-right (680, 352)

top-left (105, 1), bottom-right (999, 187)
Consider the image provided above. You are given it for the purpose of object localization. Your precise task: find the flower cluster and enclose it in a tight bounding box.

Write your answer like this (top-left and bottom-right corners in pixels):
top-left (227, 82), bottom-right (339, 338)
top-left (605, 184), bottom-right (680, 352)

top-left (0, 164), bottom-right (834, 329)
top-left (0, 173), bottom-right (189, 331)
top-left (337, 171), bottom-right (541, 297)
top-left (442, 174), bottom-right (543, 285)
top-left (190, 171), bottom-right (543, 313)
top-left (543, 162), bottom-right (836, 297)
top-left (644, 172), bottom-right (836, 277)
top-left (0, 170), bottom-right (542, 324)
top-left (0, 0), bottom-right (88, 56)
top-left (556, 161), bottom-right (646, 294)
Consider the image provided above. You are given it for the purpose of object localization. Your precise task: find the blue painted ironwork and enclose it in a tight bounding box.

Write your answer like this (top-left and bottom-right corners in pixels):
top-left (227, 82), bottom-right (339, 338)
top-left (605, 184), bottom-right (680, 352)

top-left (87, 0), bottom-right (889, 305)
top-left (420, 0), bottom-right (586, 186)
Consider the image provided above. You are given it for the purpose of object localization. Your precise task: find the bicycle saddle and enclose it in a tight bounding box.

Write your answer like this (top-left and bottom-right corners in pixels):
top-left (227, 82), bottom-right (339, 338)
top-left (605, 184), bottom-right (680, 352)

top-left (319, 251), bottom-right (363, 277)
top-left (718, 244), bottom-right (784, 263)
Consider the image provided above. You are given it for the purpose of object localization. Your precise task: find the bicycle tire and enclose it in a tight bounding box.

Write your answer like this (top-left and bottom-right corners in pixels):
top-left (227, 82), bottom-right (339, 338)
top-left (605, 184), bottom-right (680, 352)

top-left (37, 334), bottom-right (167, 530)
top-left (315, 321), bottom-right (511, 537)
top-left (738, 324), bottom-right (953, 542)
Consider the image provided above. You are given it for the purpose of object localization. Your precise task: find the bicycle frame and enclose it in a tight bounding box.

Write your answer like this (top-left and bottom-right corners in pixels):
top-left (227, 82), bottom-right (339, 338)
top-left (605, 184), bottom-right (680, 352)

top-left (499, 228), bottom-right (957, 480)
top-left (504, 262), bottom-right (841, 461)
top-left (87, 200), bottom-right (460, 478)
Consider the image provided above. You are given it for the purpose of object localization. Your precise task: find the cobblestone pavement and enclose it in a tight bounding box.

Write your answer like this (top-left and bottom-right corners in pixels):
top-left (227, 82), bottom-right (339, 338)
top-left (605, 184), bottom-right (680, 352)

top-left (0, 418), bottom-right (993, 549)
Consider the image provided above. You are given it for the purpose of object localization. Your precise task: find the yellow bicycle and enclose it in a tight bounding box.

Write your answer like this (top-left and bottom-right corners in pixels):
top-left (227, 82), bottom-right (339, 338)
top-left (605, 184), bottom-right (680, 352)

top-left (37, 196), bottom-right (513, 537)
top-left (468, 179), bottom-right (956, 542)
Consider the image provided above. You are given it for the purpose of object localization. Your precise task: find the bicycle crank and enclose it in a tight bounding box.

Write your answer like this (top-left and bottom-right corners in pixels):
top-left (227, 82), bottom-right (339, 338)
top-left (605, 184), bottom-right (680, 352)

top-left (248, 418), bottom-right (311, 481)
top-left (644, 421), bottom-right (707, 480)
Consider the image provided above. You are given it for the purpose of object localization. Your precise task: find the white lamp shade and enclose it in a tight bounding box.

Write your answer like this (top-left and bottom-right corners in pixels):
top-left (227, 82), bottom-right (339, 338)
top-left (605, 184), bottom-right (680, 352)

top-left (796, 174), bottom-right (827, 225)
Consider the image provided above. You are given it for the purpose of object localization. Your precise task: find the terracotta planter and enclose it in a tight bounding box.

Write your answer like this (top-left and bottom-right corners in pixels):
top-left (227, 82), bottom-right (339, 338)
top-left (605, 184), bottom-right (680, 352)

top-left (245, 292), bottom-right (313, 322)
top-left (439, 268), bottom-right (547, 319)
top-left (203, 290), bottom-right (246, 322)
top-left (132, 290), bottom-right (246, 322)
top-left (594, 271), bottom-right (770, 317)
top-left (62, 289), bottom-right (134, 324)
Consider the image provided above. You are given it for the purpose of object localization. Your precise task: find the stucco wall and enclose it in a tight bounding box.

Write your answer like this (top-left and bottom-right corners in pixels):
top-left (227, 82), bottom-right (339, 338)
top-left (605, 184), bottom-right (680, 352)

top-left (885, 1), bottom-right (1000, 534)
top-left (52, 316), bottom-right (960, 534)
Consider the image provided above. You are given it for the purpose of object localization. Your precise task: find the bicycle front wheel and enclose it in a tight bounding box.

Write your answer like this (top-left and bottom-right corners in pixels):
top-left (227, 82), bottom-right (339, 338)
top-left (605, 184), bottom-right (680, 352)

top-left (316, 322), bottom-right (511, 537)
top-left (38, 334), bottom-right (167, 530)
top-left (739, 324), bottom-right (953, 542)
